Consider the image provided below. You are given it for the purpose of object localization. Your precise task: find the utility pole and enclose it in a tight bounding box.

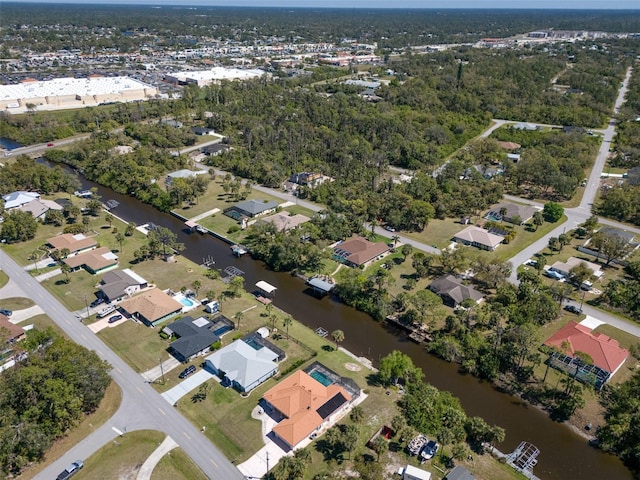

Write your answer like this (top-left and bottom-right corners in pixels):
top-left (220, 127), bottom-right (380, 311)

top-left (83, 295), bottom-right (90, 322)
top-left (159, 357), bottom-right (165, 385)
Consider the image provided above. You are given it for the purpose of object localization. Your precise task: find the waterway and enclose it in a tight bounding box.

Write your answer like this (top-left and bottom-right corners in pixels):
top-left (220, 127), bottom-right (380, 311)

top-left (72, 172), bottom-right (631, 480)
top-left (0, 137), bottom-right (22, 150)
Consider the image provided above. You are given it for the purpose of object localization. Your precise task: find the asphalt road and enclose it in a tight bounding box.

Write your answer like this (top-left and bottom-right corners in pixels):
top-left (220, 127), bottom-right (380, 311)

top-left (0, 250), bottom-right (244, 480)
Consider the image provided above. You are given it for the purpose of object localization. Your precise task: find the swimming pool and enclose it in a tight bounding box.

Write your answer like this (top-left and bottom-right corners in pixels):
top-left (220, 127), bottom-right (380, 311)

top-left (173, 293), bottom-right (200, 311)
top-left (213, 325), bottom-right (233, 336)
top-left (244, 337), bottom-right (263, 351)
top-left (485, 211), bottom-right (502, 222)
top-left (310, 370), bottom-right (333, 387)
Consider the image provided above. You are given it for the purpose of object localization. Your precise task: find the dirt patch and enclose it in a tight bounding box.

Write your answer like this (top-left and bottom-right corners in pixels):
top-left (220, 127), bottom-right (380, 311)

top-left (345, 362), bottom-right (362, 372)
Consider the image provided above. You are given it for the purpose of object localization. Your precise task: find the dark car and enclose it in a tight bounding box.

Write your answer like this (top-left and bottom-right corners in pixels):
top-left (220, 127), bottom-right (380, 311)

top-left (108, 314), bottom-right (123, 324)
top-left (56, 460), bottom-right (83, 480)
top-left (90, 297), bottom-right (105, 308)
top-left (0, 309), bottom-right (12, 317)
top-left (179, 365), bottom-right (196, 379)
top-left (564, 305), bottom-right (582, 315)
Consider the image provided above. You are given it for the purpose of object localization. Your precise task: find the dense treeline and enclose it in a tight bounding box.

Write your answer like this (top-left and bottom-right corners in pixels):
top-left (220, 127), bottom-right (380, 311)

top-left (1, 4), bottom-right (640, 54)
top-left (0, 157), bottom-right (80, 196)
top-left (597, 67), bottom-right (640, 226)
top-left (0, 328), bottom-right (111, 476)
top-left (598, 369), bottom-right (640, 477)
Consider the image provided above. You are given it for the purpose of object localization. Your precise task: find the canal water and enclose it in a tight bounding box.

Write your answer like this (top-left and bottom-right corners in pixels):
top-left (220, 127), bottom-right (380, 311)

top-left (0, 137), bottom-right (22, 150)
top-left (76, 174), bottom-right (631, 480)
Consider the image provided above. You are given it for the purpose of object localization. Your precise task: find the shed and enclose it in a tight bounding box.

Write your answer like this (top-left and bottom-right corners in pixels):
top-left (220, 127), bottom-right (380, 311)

top-left (256, 280), bottom-right (277, 296)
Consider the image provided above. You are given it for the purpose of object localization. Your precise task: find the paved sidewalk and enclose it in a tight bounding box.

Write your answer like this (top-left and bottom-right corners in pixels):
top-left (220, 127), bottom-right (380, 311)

top-left (136, 435), bottom-right (178, 480)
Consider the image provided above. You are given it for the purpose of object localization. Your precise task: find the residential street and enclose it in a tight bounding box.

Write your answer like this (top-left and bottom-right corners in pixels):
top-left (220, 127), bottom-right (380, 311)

top-left (0, 250), bottom-right (244, 480)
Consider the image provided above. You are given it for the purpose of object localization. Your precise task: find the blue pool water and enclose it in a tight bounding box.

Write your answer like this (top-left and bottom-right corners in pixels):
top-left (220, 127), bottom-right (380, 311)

top-left (213, 325), bottom-right (233, 336)
top-left (485, 212), bottom-right (502, 221)
top-left (244, 338), bottom-right (263, 350)
top-left (178, 296), bottom-right (195, 307)
top-left (310, 370), bottom-right (333, 387)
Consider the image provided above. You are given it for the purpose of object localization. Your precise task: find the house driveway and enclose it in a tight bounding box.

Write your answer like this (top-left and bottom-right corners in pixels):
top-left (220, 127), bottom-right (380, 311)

top-left (579, 315), bottom-right (606, 331)
top-left (141, 357), bottom-right (182, 383)
top-left (8, 305), bottom-right (45, 324)
top-left (161, 370), bottom-right (215, 405)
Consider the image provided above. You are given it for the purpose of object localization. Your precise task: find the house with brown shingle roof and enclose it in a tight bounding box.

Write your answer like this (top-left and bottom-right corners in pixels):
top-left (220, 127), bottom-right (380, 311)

top-left (333, 236), bottom-right (389, 268)
top-left (118, 288), bottom-right (183, 327)
top-left (47, 233), bottom-right (97, 256)
top-left (453, 226), bottom-right (503, 251)
top-left (428, 275), bottom-right (484, 308)
top-left (544, 321), bottom-right (629, 390)
top-left (262, 368), bottom-right (354, 449)
top-left (63, 247), bottom-right (118, 275)
top-left (0, 314), bottom-right (26, 345)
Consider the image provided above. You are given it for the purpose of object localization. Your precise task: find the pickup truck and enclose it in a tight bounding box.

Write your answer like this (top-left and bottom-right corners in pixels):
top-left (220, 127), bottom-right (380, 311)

top-left (56, 460), bottom-right (83, 480)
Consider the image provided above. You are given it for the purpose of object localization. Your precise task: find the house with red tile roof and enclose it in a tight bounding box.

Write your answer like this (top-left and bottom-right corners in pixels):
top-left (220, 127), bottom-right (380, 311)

top-left (544, 321), bottom-right (629, 389)
top-left (333, 236), bottom-right (389, 268)
top-left (262, 364), bottom-right (359, 449)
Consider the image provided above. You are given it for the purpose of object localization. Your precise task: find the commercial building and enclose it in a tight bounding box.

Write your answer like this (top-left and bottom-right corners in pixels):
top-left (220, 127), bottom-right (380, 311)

top-left (164, 67), bottom-right (266, 87)
top-left (0, 76), bottom-right (158, 112)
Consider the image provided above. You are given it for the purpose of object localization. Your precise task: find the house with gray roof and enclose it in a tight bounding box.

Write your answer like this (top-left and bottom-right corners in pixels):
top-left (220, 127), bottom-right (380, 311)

top-left (428, 275), bottom-right (484, 308)
top-left (486, 202), bottom-right (538, 225)
top-left (164, 315), bottom-right (220, 362)
top-left (2, 191), bottom-right (40, 210)
top-left (453, 226), bottom-right (503, 251)
top-left (224, 199), bottom-right (279, 221)
top-left (98, 268), bottom-right (148, 302)
top-left (204, 339), bottom-right (279, 392)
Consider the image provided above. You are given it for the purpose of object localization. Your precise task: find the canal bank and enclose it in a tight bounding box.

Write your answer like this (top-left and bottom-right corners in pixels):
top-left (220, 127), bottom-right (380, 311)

top-left (69, 173), bottom-right (631, 480)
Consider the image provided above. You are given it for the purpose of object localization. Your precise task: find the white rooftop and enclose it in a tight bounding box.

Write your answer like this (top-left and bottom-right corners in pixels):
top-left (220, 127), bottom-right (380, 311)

top-left (0, 76), bottom-right (154, 101)
top-left (256, 281), bottom-right (277, 294)
top-left (170, 67), bottom-right (265, 82)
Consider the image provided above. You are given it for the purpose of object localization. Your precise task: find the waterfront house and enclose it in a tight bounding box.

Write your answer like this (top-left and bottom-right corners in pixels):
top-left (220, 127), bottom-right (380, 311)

top-left (62, 247), bottom-right (118, 274)
top-left (18, 198), bottom-right (63, 221)
top-left (47, 233), bottom-right (97, 257)
top-left (98, 268), bottom-right (148, 302)
top-left (453, 226), bottom-right (503, 251)
top-left (261, 363), bottom-right (358, 450)
top-left (224, 199), bottom-right (279, 221)
top-left (428, 275), bottom-right (484, 308)
top-left (333, 236), bottom-right (389, 268)
top-left (164, 315), bottom-right (220, 362)
top-left (204, 339), bottom-right (279, 393)
top-left (544, 321), bottom-right (629, 390)
top-left (118, 288), bottom-right (182, 327)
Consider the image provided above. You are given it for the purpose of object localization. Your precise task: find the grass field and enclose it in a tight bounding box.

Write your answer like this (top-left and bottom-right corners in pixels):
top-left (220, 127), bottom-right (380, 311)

top-left (150, 447), bottom-right (207, 480)
top-left (1, 297), bottom-right (35, 311)
top-left (0, 270), bottom-right (9, 289)
top-left (75, 430), bottom-right (165, 480)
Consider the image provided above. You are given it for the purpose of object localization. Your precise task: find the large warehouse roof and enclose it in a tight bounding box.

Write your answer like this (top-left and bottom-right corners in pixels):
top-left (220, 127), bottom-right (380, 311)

top-left (167, 67), bottom-right (266, 85)
top-left (0, 76), bottom-right (155, 101)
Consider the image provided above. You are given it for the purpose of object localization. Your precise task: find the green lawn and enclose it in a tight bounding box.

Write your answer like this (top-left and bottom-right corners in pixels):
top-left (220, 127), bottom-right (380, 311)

top-left (150, 447), bottom-right (207, 480)
top-left (98, 320), bottom-right (172, 373)
top-left (0, 270), bottom-right (9, 289)
top-left (174, 179), bottom-right (283, 219)
top-left (593, 324), bottom-right (640, 350)
top-left (1, 297), bottom-right (35, 311)
top-left (75, 430), bottom-right (165, 480)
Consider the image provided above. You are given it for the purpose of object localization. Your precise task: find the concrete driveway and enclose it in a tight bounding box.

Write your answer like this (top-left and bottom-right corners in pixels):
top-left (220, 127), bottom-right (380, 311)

top-left (161, 369), bottom-right (215, 405)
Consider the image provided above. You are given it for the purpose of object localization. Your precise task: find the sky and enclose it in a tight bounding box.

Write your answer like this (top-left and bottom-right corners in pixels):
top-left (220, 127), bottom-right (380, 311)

top-left (8, 0), bottom-right (640, 9)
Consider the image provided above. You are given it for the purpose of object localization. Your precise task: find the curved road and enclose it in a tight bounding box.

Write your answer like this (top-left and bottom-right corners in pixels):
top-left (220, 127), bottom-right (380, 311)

top-left (0, 250), bottom-right (244, 480)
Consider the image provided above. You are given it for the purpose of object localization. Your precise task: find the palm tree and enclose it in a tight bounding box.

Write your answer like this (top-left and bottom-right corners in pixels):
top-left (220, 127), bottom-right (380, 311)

top-left (115, 232), bottom-right (125, 253)
top-left (350, 406), bottom-right (364, 424)
top-left (283, 315), bottom-right (293, 339)
top-left (233, 311), bottom-right (244, 330)
top-left (331, 329), bottom-right (345, 351)
top-left (61, 263), bottom-right (72, 284)
top-left (391, 235), bottom-right (400, 247)
top-left (191, 280), bottom-right (202, 297)
top-left (105, 213), bottom-right (114, 228)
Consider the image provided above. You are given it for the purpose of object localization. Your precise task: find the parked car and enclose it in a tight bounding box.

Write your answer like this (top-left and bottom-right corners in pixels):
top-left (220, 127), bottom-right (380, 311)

top-left (108, 314), bottom-right (123, 324)
top-left (179, 365), bottom-right (196, 379)
top-left (420, 440), bottom-right (439, 461)
top-left (384, 225), bottom-right (396, 232)
top-left (90, 297), bottom-right (105, 308)
top-left (56, 460), bottom-right (83, 480)
top-left (0, 309), bottom-right (13, 317)
top-left (47, 143), bottom-right (55, 147)
top-left (564, 305), bottom-right (583, 315)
